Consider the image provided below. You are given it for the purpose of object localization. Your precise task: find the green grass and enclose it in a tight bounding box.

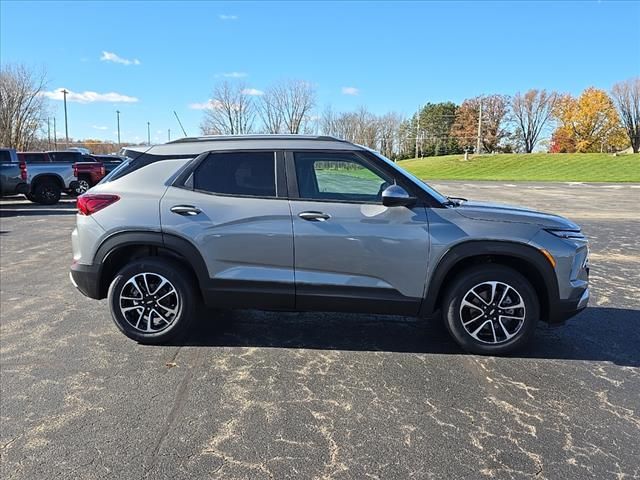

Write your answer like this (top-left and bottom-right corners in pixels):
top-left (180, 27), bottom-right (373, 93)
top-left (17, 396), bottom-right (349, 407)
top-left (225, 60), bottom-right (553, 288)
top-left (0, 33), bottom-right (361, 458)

top-left (398, 153), bottom-right (640, 182)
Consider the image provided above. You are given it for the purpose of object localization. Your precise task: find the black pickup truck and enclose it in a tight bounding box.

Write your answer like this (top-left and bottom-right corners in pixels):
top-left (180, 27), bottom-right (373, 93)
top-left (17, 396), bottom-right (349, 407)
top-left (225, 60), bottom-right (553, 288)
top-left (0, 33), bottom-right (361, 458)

top-left (0, 148), bottom-right (29, 196)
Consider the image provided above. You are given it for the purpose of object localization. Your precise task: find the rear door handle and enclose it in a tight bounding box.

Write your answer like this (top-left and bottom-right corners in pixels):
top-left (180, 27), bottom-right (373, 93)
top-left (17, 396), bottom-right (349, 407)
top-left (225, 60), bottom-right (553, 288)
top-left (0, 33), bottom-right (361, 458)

top-left (298, 211), bottom-right (331, 221)
top-left (170, 205), bottom-right (201, 216)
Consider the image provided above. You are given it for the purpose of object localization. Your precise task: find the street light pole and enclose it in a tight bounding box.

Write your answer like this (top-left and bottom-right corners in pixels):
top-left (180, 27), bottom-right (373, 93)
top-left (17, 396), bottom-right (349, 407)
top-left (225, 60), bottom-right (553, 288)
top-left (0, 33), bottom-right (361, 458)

top-left (147, 122), bottom-right (151, 145)
top-left (116, 110), bottom-right (121, 147)
top-left (62, 89), bottom-right (69, 147)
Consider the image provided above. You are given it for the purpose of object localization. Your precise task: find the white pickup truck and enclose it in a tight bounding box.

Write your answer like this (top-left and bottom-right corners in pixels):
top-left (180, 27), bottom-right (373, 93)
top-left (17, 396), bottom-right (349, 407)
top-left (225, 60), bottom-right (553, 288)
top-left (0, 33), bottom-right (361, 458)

top-left (18, 151), bottom-right (82, 204)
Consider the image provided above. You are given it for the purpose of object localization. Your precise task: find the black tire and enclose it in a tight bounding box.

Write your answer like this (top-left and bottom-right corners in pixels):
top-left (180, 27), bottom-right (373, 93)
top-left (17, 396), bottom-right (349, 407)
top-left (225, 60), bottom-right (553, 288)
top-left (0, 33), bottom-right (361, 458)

top-left (32, 180), bottom-right (61, 205)
top-left (442, 265), bottom-right (539, 355)
top-left (107, 257), bottom-right (199, 344)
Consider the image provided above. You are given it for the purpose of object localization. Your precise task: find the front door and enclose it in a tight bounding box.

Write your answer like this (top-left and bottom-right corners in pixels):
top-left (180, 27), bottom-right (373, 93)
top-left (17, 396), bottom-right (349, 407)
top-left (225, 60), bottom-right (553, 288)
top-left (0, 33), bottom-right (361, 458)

top-left (287, 150), bottom-right (430, 315)
top-left (160, 150), bottom-right (294, 309)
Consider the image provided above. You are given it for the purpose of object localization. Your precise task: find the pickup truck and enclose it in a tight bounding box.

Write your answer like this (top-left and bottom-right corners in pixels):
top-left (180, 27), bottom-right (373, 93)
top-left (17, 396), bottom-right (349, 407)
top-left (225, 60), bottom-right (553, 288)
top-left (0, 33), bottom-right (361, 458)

top-left (74, 161), bottom-right (106, 194)
top-left (0, 148), bottom-right (29, 196)
top-left (83, 154), bottom-right (125, 175)
top-left (18, 151), bottom-right (82, 204)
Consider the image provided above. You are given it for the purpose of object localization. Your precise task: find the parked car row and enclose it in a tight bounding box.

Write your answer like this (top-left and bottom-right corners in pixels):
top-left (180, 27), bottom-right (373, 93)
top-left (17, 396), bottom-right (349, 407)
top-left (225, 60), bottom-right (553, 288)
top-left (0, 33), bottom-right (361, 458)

top-left (0, 147), bottom-right (125, 204)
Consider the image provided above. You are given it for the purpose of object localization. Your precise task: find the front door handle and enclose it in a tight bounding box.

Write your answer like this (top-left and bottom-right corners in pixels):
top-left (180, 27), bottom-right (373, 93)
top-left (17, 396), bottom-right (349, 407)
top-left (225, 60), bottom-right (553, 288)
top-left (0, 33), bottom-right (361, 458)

top-left (170, 205), bottom-right (201, 216)
top-left (298, 211), bottom-right (331, 221)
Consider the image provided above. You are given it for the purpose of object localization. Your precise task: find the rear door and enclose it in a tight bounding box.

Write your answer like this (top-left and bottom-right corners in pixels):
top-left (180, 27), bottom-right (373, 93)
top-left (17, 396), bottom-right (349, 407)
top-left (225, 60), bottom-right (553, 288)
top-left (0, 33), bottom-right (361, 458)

top-left (287, 150), bottom-right (430, 315)
top-left (160, 150), bottom-right (294, 309)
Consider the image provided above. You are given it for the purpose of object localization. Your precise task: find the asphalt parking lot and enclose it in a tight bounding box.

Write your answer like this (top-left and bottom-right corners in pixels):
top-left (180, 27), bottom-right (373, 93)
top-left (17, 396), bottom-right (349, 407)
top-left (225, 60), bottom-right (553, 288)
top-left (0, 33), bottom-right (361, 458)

top-left (1, 181), bottom-right (639, 479)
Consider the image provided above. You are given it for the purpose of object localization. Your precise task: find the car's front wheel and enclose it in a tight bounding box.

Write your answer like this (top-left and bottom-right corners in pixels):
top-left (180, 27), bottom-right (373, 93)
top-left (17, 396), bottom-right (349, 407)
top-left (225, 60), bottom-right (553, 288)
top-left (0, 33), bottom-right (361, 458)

top-left (443, 265), bottom-right (539, 355)
top-left (107, 257), bottom-right (198, 344)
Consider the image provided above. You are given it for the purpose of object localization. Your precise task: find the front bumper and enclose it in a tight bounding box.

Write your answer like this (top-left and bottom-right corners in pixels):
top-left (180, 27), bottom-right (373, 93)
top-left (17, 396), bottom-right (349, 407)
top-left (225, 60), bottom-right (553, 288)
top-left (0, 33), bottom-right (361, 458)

top-left (551, 288), bottom-right (589, 324)
top-left (70, 261), bottom-right (102, 299)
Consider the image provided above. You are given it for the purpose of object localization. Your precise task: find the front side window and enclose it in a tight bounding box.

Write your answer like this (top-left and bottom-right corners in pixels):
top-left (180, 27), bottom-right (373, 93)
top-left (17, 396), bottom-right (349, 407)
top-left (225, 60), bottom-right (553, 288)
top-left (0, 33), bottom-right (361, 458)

top-left (294, 152), bottom-right (392, 203)
top-left (194, 151), bottom-right (276, 197)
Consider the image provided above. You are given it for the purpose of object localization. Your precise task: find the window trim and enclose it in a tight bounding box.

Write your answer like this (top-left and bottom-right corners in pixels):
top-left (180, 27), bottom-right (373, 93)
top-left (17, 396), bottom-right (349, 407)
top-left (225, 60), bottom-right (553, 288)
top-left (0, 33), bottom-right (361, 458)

top-left (172, 149), bottom-right (288, 200)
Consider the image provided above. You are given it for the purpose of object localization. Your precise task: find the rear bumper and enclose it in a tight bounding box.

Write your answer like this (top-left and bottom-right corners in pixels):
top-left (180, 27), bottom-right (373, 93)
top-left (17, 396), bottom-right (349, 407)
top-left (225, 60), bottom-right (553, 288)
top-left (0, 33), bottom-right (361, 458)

top-left (550, 288), bottom-right (589, 324)
top-left (70, 261), bottom-right (102, 299)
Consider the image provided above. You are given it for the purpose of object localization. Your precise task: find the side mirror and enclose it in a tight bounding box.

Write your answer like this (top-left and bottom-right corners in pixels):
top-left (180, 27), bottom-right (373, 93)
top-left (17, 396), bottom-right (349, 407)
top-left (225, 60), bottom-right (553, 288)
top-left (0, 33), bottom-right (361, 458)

top-left (381, 185), bottom-right (416, 207)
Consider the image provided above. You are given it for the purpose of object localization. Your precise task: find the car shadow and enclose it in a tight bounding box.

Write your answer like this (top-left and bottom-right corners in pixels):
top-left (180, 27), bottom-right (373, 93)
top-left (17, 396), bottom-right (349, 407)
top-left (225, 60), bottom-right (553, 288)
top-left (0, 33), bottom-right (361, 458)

top-left (178, 306), bottom-right (639, 367)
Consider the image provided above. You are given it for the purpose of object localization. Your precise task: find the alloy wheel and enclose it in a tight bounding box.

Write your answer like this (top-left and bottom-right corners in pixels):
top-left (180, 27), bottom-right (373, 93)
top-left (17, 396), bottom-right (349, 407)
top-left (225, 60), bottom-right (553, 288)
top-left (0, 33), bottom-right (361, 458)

top-left (119, 272), bottom-right (180, 333)
top-left (459, 281), bottom-right (526, 344)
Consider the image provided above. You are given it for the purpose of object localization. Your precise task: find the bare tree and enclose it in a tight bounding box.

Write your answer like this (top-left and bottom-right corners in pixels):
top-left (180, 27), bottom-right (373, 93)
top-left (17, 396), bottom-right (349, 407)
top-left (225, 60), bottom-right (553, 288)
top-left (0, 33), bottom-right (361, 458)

top-left (378, 112), bottom-right (403, 158)
top-left (611, 77), bottom-right (640, 153)
top-left (511, 89), bottom-right (558, 153)
top-left (0, 64), bottom-right (48, 149)
top-left (199, 81), bottom-right (255, 135)
top-left (270, 80), bottom-right (316, 134)
top-left (257, 87), bottom-right (284, 134)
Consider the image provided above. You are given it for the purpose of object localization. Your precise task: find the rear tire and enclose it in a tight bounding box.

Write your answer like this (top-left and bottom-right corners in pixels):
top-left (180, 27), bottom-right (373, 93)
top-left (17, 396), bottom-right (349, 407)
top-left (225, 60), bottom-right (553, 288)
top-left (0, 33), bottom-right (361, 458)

top-left (32, 180), bottom-right (61, 205)
top-left (442, 265), bottom-right (539, 355)
top-left (107, 257), bottom-right (199, 344)
top-left (74, 177), bottom-right (91, 196)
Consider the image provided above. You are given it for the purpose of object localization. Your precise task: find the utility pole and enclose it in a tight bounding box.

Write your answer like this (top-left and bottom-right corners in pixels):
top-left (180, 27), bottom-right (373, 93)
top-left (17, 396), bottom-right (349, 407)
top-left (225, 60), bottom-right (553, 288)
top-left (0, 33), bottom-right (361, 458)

top-left (53, 117), bottom-right (58, 149)
top-left (147, 122), bottom-right (151, 145)
top-left (47, 117), bottom-right (51, 149)
top-left (168, 129), bottom-right (171, 141)
top-left (62, 89), bottom-right (69, 147)
top-left (116, 110), bottom-right (121, 147)
top-left (173, 111), bottom-right (188, 137)
top-left (476, 99), bottom-right (483, 155)
top-left (414, 105), bottom-right (421, 159)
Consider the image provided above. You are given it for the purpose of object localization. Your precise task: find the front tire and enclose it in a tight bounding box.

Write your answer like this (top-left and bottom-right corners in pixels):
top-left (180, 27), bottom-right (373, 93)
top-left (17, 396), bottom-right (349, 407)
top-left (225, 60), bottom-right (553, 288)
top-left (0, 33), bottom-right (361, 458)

top-left (443, 265), bottom-right (539, 355)
top-left (107, 257), bottom-right (198, 344)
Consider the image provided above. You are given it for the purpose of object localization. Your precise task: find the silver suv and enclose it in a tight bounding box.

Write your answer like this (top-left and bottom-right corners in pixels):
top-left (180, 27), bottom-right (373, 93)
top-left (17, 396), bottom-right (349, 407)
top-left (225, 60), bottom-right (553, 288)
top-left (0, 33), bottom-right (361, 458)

top-left (70, 135), bottom-right (589, 354)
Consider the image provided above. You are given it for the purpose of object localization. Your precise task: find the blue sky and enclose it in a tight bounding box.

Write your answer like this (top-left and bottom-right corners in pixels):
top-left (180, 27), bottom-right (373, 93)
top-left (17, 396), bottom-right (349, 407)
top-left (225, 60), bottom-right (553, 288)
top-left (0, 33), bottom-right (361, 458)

top-left (1, 0), bottom-right (639, 143)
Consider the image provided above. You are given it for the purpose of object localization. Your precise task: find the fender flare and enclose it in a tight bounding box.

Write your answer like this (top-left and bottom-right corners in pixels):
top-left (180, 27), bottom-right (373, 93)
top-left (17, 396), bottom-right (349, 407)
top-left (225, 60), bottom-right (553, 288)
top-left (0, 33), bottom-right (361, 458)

top-left (30, 173), bottom-right (65, 189)
top-left (94, 230), bottom-right (210, 294)
top-left (419, 240), bottom-right (559, 317)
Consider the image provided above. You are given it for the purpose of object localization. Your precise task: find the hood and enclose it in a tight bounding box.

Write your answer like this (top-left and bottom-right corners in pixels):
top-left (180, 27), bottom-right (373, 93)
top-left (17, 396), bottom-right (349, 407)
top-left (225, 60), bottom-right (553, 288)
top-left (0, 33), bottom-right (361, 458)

top-left (453, 200), bottom-right (580, 230)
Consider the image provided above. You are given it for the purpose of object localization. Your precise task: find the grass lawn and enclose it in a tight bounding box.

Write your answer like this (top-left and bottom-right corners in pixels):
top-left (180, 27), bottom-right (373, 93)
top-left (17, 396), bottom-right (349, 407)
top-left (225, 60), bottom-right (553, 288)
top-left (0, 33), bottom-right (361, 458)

top-left (398, 153), bottom-right (640, 182)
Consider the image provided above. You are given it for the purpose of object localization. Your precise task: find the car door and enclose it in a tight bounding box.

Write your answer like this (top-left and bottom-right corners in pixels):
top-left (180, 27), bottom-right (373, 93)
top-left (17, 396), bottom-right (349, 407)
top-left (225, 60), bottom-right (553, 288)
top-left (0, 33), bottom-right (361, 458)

top-left (160, 150), bottom-right (294, 310)
top-left (287, 150), bottom-right (430, 315)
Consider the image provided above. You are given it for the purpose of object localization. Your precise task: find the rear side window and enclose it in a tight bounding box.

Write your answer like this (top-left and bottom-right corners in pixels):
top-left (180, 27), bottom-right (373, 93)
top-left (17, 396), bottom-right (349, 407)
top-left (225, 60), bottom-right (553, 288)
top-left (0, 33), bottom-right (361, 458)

top-left (21, 153), bottom-right (49, 163)
top-left (49, 152), bottom-right (82, 163)
top-left (194, 152), bottom-right (276, 198)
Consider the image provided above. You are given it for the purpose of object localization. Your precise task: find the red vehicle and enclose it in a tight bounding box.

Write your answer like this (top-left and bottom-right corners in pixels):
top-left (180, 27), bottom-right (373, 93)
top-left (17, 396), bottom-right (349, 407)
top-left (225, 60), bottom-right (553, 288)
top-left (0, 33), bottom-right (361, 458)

top-left (73, 160), bottom-right (106, 194)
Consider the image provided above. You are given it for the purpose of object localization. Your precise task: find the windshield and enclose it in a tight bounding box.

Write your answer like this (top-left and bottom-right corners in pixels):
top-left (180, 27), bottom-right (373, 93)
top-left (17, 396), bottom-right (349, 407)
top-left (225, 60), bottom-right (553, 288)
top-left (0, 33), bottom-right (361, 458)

top-left (366, 149), bottom-right (448, 205)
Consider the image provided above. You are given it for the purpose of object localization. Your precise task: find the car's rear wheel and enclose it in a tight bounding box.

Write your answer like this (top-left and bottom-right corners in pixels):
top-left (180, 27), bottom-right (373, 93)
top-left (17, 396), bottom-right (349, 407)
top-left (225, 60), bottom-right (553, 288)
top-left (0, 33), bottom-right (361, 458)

top-left (443, 265), bottom-right (539, 355)
top-left (31, 180), bottom-right (61, 205)
top-left (74, 177), bottom-right (91, 195)
top-left (107, 257), bottom-right (198, 344)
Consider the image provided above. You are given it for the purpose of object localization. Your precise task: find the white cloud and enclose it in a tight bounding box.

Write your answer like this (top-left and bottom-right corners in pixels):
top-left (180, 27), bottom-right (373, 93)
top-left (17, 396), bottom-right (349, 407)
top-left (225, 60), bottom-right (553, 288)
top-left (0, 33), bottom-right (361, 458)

top-left (188, 99), bottom-right (223, 110)
top-left (218, 14), bottom-right (238, 20)
top-left (41, 88), bottom-right (139, 104)
top-left (100, 51), bottom-right (141, 66)
top-left (92, 125), bottom-right (108, 130)
top-left (341, 86), bottom-right (359, 96)
top-left (242, 88), bottom-right (264, 96)
top-left (215, 72), bottom-right (248, 78)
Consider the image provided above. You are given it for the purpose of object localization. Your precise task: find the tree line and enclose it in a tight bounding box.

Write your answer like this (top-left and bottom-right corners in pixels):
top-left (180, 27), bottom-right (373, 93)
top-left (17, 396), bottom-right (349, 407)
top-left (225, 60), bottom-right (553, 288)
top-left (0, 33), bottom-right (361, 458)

top-left (1, 62), bottom-right (639, 156)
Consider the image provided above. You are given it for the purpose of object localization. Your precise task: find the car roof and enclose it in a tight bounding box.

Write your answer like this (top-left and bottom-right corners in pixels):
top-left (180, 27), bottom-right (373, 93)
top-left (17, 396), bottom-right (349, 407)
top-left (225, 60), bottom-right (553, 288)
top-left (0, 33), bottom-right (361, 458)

top-left (121, 135), bottom-right (361, 157)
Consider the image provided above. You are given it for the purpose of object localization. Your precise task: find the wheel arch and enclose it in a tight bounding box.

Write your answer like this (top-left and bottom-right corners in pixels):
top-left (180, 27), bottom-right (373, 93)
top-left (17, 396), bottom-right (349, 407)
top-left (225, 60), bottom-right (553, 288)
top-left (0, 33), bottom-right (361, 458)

top-left (94, 231), bottom-right (209, 299)
top-left (420, 240), bottom-right (559, 323)
top-left (30, 173), bottom-right (64, 190)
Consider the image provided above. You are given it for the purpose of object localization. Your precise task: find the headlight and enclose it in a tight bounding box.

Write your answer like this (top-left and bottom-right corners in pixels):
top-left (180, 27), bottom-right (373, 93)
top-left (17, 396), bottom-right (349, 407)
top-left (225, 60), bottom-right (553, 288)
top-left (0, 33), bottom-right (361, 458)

top-left (545, 229), bottom-right (585, 240)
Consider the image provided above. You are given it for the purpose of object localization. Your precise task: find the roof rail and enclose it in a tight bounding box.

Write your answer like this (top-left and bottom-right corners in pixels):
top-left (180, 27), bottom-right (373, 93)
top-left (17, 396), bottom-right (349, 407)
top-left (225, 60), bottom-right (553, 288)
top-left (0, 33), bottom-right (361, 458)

top-left (166, 134), bottom-right (349, 144)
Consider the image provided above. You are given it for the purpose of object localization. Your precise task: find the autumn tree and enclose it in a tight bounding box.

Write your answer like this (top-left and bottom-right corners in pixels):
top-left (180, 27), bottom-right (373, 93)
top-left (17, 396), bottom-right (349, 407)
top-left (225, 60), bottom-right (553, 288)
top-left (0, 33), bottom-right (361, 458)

top-left (0, 63), bottom-right (49, 150)
top-left (511, 89), bottom-right (558, 153)
top-left (452, 94), bottom-right (509, 153)
top-left (200, 81), bottom-right (255, 135)
top-left (552, 87), bottom-right (627, 153)
top-left (611, 77), bottom-right (640, 153)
